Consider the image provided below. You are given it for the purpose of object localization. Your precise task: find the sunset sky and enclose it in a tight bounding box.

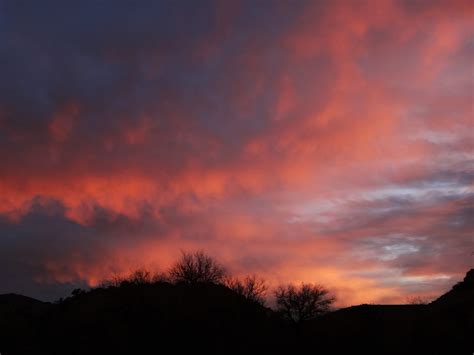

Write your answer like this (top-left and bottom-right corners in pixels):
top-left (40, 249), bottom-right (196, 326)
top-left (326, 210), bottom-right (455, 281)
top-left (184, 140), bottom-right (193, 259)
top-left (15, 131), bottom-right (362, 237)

top-left (0, 0), bottom-right (472, 306)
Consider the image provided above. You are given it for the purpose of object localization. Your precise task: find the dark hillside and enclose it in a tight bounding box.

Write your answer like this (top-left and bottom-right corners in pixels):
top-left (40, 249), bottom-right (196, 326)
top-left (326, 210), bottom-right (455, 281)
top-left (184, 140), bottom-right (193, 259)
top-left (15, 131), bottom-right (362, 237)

top-left (303, 270), bottom-right (474, 354)
top-left (1, 282), bottom-right (290, 355)
top-left (1, 270), bottom-right (473, 355)
top-left (0, 294), bottom-right (52, 355)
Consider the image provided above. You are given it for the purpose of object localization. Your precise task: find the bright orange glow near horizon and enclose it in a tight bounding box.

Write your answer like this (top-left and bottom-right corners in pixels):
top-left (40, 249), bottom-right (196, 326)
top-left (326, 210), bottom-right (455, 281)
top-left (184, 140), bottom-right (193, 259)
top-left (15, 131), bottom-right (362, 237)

top-left (0, 0), bottom-right (472, 306)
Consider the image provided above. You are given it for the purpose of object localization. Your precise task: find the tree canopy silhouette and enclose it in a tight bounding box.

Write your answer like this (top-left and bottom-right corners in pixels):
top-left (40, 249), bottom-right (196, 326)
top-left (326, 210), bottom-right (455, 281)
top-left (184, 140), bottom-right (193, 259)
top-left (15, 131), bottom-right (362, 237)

top-left (168, 251), bottom-right (227, 284)
top-left (275, 283), bottom-right (334, 323)
top-left (226, 275), bottom-right (268, 306)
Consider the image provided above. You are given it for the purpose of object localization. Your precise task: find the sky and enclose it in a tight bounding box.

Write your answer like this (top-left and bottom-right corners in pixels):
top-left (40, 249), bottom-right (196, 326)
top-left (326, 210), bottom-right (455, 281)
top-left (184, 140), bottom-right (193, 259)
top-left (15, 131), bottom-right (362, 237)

top-left (0, 0), bottom-right (472, 306)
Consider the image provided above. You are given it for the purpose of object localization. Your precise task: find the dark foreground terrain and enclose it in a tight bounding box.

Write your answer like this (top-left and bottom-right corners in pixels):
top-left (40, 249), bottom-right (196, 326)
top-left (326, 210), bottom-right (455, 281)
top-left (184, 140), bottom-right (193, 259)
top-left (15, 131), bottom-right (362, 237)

top-left (1, 270), bottom-right (473, 355)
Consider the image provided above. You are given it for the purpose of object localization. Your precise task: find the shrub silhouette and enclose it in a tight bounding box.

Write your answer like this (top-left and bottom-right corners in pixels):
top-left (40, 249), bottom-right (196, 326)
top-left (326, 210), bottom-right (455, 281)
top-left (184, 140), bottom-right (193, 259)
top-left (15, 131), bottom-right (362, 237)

top-left (275, 283), bottom-right (334, 323)
top-left (407, 296), bottom-right (431, 305)
top-left (99, 269), bottom-right (157, 288)
top-left (226, 275), bottom-right (268, 306)
top-left (168, 251), bottom-right (227, 284)
top-left (129, 269), bottom-right (153, 285)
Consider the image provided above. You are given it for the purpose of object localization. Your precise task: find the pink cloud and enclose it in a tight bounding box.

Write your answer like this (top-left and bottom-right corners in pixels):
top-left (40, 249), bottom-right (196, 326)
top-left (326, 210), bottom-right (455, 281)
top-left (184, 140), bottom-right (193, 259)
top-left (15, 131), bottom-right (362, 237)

top-left (0, 0), bottom-right (472, 304)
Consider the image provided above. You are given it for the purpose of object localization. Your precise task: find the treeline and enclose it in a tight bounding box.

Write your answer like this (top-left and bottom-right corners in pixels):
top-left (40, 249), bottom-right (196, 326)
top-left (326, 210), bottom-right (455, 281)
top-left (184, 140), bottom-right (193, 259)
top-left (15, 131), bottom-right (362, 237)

top-left (69, 250), bottom-right (335, 323)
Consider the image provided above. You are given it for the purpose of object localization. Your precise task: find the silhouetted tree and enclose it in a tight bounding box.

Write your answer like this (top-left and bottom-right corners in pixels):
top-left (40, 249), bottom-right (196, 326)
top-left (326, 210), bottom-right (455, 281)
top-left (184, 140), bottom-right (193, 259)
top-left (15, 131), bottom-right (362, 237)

top-left (275, 283), bottom-right (334, 323)
top-left (168, 251), bottom-right (227, 284)
top-left (99, 272), bottom-right (125, 288)
top-left (151, 271), bottom-right (170, 283)
top-left (129, 269), bottom-right (153, 285)
top-left (99, 269), bottom-right (162, 288)
top-left (226, 275), bottom-right (268, 305)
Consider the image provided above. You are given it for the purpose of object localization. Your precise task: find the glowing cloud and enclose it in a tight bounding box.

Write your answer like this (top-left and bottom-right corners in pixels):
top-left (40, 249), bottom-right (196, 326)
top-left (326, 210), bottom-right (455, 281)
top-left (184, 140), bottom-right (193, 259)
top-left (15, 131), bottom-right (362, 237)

top-left (0, 0), bottom-right (472, 305)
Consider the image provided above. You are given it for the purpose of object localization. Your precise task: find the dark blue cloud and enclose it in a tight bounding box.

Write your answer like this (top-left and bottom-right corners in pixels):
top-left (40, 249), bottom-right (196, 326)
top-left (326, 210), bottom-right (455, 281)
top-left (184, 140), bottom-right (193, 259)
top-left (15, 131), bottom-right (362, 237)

top-left (0, 196), bottom-right (164, 299)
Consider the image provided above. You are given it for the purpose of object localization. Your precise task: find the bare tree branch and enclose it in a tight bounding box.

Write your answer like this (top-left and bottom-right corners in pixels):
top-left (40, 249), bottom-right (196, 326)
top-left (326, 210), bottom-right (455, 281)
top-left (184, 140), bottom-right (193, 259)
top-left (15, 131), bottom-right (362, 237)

top-left (168, 251), bottom-right (227, 284)
top-left (226, 275), bottom-right (268, 305)
top-left (274, 283), bottom-right (335, 323)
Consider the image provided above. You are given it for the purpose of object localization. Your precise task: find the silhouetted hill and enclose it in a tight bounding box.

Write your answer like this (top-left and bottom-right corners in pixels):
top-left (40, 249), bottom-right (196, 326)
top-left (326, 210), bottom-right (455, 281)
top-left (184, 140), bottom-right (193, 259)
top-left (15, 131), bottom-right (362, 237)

top-left (304, 304), bottom-right (430, 354)
top-left (432, 269), bottom-right (474, 308)
top-left (1, 270), bottom-right (473, 355)
top-left (49, 282), bottom-right (289, 355)
top-left (424, 269), bottom-right (474, 354)
top-left (0, 294), bottom-right (52, 355)
top-left (1, 282), bottom-right (290, 355)
top-left (303, 269), bottom-right (474, 354)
